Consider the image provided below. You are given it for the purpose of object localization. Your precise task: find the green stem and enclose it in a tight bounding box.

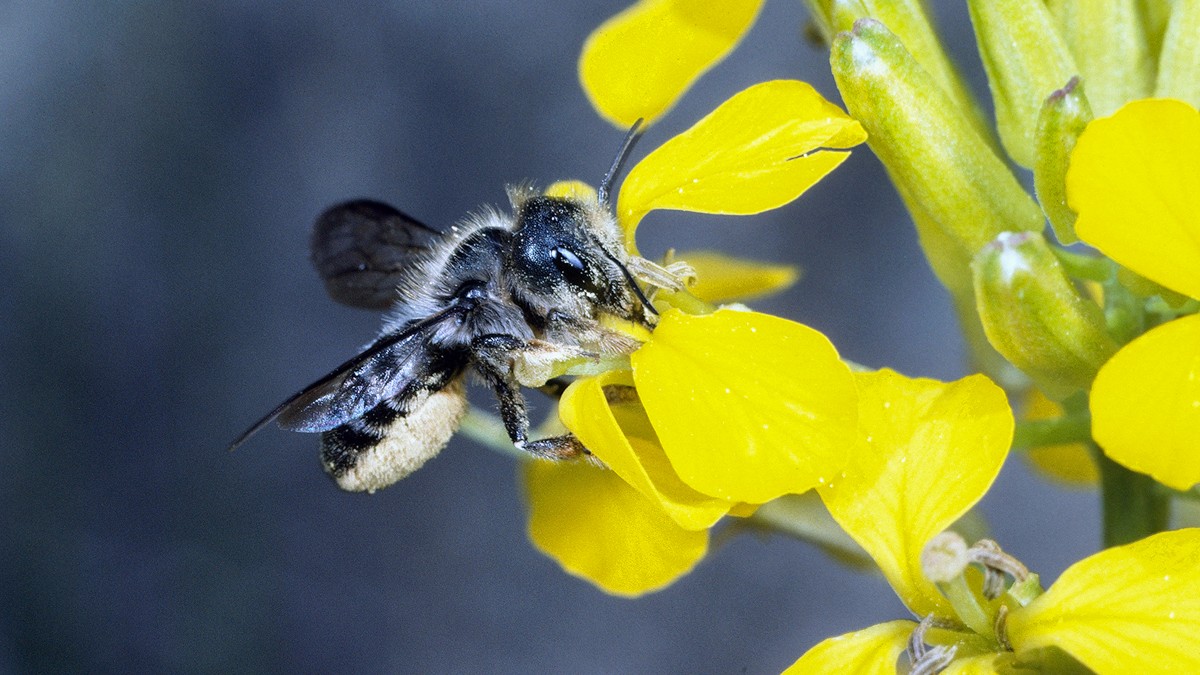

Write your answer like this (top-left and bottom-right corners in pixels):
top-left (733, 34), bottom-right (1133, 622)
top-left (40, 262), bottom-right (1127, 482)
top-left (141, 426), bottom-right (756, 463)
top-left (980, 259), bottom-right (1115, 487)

top-left (1103, 276), bottom-right (1145, 345)
top-left (744, 493), bottom-right (874, 569)
top-left (1052, 246), bottom-right (1113, 282)
top-left (459, 407), bottom-right (525, 460)
top-left (1092, 445), bottom-right (1171, 547)
top-left (1011, 412), bottom-right (1092, 448)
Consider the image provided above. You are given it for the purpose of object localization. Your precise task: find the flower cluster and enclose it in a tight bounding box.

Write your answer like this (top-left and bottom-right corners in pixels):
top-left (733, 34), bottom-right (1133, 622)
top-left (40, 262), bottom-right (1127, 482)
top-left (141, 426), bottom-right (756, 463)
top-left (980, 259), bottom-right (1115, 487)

top-left (805, 2), bottom-right (1200, 500)
top-left (539, 0), bottom-right (1200, 671)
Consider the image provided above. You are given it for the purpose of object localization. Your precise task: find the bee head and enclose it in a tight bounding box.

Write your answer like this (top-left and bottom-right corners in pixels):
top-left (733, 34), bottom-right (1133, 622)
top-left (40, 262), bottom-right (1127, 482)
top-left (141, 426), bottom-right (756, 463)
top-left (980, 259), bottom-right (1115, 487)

top-left (509, 195), bottom-right (652, 323)
top-left (511, 196), bottom-right (609, 294)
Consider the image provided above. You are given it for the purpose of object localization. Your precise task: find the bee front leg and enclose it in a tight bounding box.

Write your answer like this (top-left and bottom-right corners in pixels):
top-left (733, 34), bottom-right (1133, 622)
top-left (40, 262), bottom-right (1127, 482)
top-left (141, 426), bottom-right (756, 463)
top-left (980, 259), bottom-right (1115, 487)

top-left (543, 310), bottom-right (641, 357)
top-left (471, 334), bottom-right (589, 461)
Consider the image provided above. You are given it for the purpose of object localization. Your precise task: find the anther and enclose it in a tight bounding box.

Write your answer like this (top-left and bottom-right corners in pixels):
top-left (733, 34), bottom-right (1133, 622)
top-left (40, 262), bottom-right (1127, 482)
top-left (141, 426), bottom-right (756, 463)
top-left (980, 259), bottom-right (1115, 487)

top-left (994, 604), bottom-right (1013, 652)
top-left (906, 615), bottom-right (963, 674)
top-left (967, 539), bottom-right (1030, 599)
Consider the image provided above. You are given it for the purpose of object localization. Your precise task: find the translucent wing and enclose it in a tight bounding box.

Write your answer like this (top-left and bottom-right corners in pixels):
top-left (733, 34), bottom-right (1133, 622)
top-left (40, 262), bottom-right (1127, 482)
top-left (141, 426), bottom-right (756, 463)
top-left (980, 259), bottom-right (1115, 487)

top-left (310, 199), bottom-right (442, 310)
top-left (229, 305), bottom-right (466, 450)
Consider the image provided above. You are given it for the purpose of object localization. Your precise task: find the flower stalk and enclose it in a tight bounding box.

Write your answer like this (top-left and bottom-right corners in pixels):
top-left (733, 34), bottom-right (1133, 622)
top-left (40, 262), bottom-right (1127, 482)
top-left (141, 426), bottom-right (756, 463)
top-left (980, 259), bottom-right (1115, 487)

top-left (1094, 445), bottom-right (1172, 547)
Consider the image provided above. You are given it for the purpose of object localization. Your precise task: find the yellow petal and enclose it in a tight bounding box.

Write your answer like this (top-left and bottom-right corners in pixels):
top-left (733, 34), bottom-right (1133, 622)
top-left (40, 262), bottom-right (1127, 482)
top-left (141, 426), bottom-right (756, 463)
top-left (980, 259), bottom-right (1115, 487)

top-left (558, 369), bottom-right (733, 530)
top-left (672, 250), bottom-right (799, 303)
top-left (617, 80), bottom-right (867, 245)
top-left (784, 620), bottom-right (914, 675)
top-left (1070, 98), bottom-right (1200, 299)
top-left (1020, 389), bottom-right (1098, 486)
top-left (579, 0), bottom-right (763, 127)
top-left (632, 308), bottom-right (858, 503)
top-left (819, 370), bottom-right (1013, 616)
top-left (941, 654), bottom-right (1003, 674)
top-left (1090, 314), bottom-right (1200, 490)
top-left (523, 458), bottom-right (707, 597)
top-left (1007, 528), bottom-right (1200, 673)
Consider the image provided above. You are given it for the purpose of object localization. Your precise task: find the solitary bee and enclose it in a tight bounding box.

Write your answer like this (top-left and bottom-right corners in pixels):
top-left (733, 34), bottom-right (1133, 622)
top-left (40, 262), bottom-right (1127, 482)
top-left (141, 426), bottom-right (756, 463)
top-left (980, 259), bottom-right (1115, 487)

top-left (232, 124), bottom-right (679, 493)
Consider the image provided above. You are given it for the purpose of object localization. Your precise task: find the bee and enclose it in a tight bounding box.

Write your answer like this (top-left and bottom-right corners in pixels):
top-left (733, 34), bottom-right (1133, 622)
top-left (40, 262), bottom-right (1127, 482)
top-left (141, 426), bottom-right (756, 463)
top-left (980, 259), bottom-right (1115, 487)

top-left (232, 122), bottom-right (680, 493)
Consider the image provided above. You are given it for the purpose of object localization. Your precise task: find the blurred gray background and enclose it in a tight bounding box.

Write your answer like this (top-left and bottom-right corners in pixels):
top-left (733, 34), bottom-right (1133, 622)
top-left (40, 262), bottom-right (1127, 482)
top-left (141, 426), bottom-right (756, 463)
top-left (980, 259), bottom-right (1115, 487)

top-left (1, 2), bottom-right (1097, 672)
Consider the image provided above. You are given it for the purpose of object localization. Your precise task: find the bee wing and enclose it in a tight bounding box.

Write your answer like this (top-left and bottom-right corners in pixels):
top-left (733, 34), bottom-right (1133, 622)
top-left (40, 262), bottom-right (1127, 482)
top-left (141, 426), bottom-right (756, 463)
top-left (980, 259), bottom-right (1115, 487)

top-left (311, 199), bottom-right (442, 310)
top-left (229, 306), bottom-right (464, 450)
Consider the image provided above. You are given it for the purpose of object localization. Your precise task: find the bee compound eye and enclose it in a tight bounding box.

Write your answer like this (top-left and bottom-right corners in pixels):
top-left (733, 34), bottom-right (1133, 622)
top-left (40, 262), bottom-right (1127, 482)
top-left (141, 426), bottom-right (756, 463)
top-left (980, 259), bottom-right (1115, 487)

top-left (551, 245), bottom-right (589, 287)
top-left (551, 245), bottom-right (584, 271)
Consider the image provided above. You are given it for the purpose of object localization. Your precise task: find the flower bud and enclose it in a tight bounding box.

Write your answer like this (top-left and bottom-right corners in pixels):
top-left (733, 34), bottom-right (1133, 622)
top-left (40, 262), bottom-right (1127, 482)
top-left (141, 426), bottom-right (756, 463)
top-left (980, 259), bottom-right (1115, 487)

top-left (1034, 77), bottom-right (1092, 245)
top-left (831, 20), bottom-right (1044, 296)
top-left (809, 0), bottom-right (991, 143)
top-left (967, 0), bottom-right (1078, 167)
top-left (832, 20), bottom-right (1043, 383)
top-left (1156, 1), bottom-right (1200, 106)
top-left (973, 231), bottom-right (1118, 397)
top-left (1045, 0), bottom-right (1152, 117)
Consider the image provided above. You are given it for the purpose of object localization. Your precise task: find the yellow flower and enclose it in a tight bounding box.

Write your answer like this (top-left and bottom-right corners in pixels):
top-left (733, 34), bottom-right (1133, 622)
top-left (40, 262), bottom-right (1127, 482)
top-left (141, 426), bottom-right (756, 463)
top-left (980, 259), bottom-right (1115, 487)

top-left (1005, 529), bottom-right (1200, 673)
top-left (1069, 98), bottom-right (1200, 490)
top-left (817, 370), bottom-right (1013, 617)
top-left (787, 369), bottom-right (1200, 673)
top-left (527, 307), bottom-right (857, 593)
top-left (523, 78), bottom-right (866, 594)
top-left (527, 308), bottom-right (859, 595)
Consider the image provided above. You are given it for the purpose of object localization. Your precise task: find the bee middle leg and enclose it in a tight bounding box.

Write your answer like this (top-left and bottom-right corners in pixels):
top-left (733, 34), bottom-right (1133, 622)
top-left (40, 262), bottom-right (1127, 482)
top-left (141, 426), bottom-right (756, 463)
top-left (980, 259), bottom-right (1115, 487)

top-left (471, 334), bottom-right (589, 461)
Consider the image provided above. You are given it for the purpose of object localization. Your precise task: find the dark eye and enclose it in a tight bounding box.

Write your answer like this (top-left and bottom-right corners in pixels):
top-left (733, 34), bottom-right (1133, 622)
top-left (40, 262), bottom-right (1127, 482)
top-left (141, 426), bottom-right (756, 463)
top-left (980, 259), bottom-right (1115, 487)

top-left (551, 245), bottom-right (591, 288)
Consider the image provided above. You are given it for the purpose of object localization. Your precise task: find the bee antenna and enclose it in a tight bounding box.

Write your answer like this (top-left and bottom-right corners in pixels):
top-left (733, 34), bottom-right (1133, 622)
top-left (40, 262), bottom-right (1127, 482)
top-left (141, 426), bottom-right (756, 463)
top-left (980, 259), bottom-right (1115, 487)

top-left (603, 249), bottom-right (659, 317)
top-left (597, 118), bottom-right (645, 208)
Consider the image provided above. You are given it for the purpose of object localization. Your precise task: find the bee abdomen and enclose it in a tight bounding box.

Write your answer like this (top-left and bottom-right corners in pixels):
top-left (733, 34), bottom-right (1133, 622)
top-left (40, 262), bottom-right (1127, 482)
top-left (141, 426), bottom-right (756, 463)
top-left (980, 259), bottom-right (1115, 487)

top-left (320, 378), bottom-right (467, 493)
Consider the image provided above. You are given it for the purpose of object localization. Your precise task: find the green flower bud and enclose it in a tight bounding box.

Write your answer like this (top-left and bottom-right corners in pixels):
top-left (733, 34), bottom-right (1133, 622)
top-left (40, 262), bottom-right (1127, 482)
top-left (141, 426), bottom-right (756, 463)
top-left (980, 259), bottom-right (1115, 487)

top-left (831, 20), bottom-right (1044, 295)
top-left (1034, 77), bottom-right (1093, 245)
top-left (832, 19), bottom-right (1044, 385)
top-left (806, 0), bottom-right (992, 145)
top-left (973, 231), bottom-right (1119, 397)
top-left (967, 0), bottom-right (1079, 167)
top-left (1156, 1), bottom-right (1200, 107)
top-left (1046, 0), bottom-right (1152, 117)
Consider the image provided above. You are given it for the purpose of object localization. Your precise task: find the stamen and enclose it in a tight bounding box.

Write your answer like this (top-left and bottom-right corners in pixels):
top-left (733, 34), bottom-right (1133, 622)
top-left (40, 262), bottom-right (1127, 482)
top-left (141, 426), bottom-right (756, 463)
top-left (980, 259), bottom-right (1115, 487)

top-left (981, 566), bottom-right (1007, 601)
top-left (994, 604), bottom-right (1013, 652)
top-left (602, 249), bottom-right (659, 319)
top-left (906, 616), bottom-right (962, 675)
top-left (910, 646), bottom-right (957, 675)
top-left (968, 539), bottom-right (1030, 587)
